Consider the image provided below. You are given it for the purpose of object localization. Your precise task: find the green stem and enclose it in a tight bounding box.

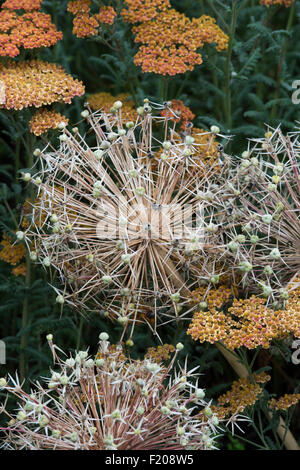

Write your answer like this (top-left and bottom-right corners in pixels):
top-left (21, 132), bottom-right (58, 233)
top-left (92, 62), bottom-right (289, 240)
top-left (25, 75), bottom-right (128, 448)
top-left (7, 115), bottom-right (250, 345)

top-left (224, 0), bottom-right (238, 132)
top-left (19, 252), bottom-right (31, 382)
top-left (76, 316), bottom-right (84, 350)
top-left (270, 2), bottom-right (295, 121)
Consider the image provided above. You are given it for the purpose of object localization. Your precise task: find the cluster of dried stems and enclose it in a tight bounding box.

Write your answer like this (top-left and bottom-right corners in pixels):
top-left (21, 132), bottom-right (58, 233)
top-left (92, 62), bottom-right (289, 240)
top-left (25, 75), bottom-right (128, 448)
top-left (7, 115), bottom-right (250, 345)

top-left (0, 336), bottom-right (246, 450)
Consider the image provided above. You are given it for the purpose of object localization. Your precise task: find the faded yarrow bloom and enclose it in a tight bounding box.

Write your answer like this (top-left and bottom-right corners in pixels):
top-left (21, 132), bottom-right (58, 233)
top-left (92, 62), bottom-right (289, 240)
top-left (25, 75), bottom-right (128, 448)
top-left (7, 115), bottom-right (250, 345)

top-left (0, 339), bottom-right (244, 450)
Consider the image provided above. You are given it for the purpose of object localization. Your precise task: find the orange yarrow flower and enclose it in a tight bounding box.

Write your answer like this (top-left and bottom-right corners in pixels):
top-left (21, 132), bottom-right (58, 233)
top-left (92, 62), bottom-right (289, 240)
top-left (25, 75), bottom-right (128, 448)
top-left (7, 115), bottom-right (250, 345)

top-left (212, 372), bottom-right (271, 418)
top-left (68, 1), bottom-right (116, 38)
top-left (260, 0), bottom-right (294, 6)
top-left (0, 60), bottom-right (85, 110)
top-left (161, 99), bottom-right (195, 130)
top-left (269, 394), bottom-right (300, 411)
top-left (2, 0), bottom-right (42, 10)
top-left (29, 108), bottom-right (69, 136)
top-left (131, 9), bottom-right (228, 75)
top-left (0, 9), bottom-right (62, 57)
top-left (88, 91), bottom-right (138, 121)
top-left (122, 0), bottom-right (171, 23)
top-left (96, 6), bottom-right (117, 25)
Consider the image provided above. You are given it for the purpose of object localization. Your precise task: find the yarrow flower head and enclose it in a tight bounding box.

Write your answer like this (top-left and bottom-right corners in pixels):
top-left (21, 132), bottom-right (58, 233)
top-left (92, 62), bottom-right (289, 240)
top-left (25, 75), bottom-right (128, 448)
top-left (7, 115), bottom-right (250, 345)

top-left (0, 4), bottom-right (62, 58)
top-left (67, 1), bottom-right (117, 38)
top-left (29, 109), bottom-right (69, 136)
top-left (129, 7), bottom-right (228, 76)
top-left (0, 60), bottom-right (85, 110)
top-left (88, 92), bottom-right (138, 122)
top-left (2, 0), bottom-right (42, 10)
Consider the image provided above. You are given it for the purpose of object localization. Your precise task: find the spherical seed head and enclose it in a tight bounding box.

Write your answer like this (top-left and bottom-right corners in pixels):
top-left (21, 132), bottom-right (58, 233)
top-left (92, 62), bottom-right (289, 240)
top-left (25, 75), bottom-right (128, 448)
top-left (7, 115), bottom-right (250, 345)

top-left (242, 150), bottom-right (250, 158)
top-left (162, 141), bottom-right (172, 150)
top-left (238, 261), bottom-right (252, 273)
top-left (126, 339), bottom-right (134, 347)
top-left (185, 135), bottom-right (195, 145)
top-left (210, 125), bottom-right (220, 134)
top-left (126, 121), bottom-right (134, 129)
top-left (16, 231), bottom-right (24, 240)
top-left (0, 378), bottom-right (7, 388)
top-left (176, 342), bottom-right (184, 351)
top-left (39, 415), bottom-right (49, 427)
top-left (56, 295), bottom-right (64, 304)
top-left (57, 122), bottom-right (66, 130)
top-left (94, 150), bottom-right (104, 160)
top-left (33, 149), bottom-right (41, 157)
top-left (210, 275), bottom-right (219, 284)
top-left (264, 265), bottom-right (273, 275)
top-left (102, 275), bottom-right (112, 284)
top-left (262, 214), bottom-right (272, 224)
top-left (228, 241), bottom-right (238, 252)
top-left (195, 388), bottom-right (205, 399)
top-left (81, 110), bottom-right (89, 118)
top-left (270, 248), bottom-right (281, 259)
top-left (46, 334), bottom-right (53, 341)
top-left (30, 251), bottom-right (37, 261)
top-left (113, 100), bottom-right (122, 109)
top-left (117, 316), bottom-right (129, 325)
top-left (107, 132), bottom-right (118, 141)
top-left (22, 173), bottom-right (31, 182)
top-left (99, 332), bottom-right (109, 341)
top-left (136, 106), bottom-right (144, 115)
top-left (59, 134), bottom-right (67, 142)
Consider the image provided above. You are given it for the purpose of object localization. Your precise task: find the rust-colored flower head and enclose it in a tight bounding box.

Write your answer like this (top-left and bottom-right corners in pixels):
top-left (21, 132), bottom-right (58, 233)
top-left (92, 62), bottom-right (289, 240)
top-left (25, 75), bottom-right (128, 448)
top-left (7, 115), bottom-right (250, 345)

top-left (88, 92), bottom-right (138, 122)
top-left (260, 0), bottom-right (294, 6)
top-left (67, 1), bottom-right (117, 38)
top-left (0, 6), bottom-right (62, 57)
top-left (0, 335), bottom-right (244, 450)
top-left (25, 102), bottom-right (222, 333)
top-left (122, 0), bottom-right (171, 24)
top-left (131, 9), bottom-right (228, 76)
top-left (29, 108), bottom-right (69, 136)
top-left (160, 99), bottom-right (195, 130)
top-left (2, 0), bottom-right (42, 10)
top-left (0, 60), bottom-right (85, 110)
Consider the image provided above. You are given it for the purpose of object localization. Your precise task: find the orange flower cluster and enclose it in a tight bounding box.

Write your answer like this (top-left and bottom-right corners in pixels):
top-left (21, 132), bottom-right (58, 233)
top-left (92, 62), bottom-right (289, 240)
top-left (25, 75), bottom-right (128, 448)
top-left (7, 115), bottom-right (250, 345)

top-left (0, 60), bottom-right (85, 110)
top-left (68, 1), bottom-right (116, 38)
top-left (145, 344), bottom-right (175, 362)
top-left (12, 263), bottom-right (26, 276)
top-left (160, 99), bottom-right (195, 130)
top-left (88, 91), bottom-right (138, 121)
top-left (96, 6), bottom-right (117, 25)
top-left (190, 285), bottom-right (233, 310)
top-left (130, 8), bottom-right (228, 75)
top-left (212, 372), bottom-right (271, 418)
top-left (0, 235), bottom-right (25, 266)
top-left (122, 0), bottom-right (171, 24)
top-left (0, 8), bottom-right (62, 57)
top-left (29, 108), bottom-right (69, 136)
top-left (188, 280), bottom-right (300, 350)
top-left (269, 394), bottom-right (300, 411)
top-left (260, 0), bottom-right (294, 6)
top-left (2, 0), bottom-right (42, 10)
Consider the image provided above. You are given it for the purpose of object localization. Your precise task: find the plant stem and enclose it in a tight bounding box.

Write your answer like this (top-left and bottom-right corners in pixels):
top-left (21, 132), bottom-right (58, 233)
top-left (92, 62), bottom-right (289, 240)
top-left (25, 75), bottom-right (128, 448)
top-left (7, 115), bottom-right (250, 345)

top-left (224, 0), bottom-right (238, 132)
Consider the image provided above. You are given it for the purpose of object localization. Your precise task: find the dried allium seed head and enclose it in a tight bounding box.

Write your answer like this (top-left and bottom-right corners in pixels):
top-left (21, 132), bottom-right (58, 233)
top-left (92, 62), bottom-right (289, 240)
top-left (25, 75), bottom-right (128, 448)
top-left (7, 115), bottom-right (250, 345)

top-left (27, 103), bottom-right (222, 331)
top-left (0, 339), bottom-right (244, 450)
